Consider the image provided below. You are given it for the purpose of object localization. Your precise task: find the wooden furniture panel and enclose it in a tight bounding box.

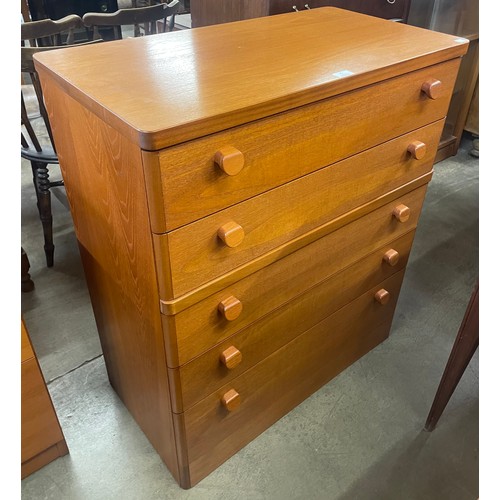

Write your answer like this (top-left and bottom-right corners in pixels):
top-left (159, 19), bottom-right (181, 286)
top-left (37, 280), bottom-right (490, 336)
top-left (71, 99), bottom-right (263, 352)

top-left (162, 186), bottom-right (427, 367)
top-left (21, 320), bottom-right (69, 479)
top-left (190, 0), bottom-right (270, 27)
top-left (180, 271), bottom-right (405, 485)
top-left (170, 232), bottom-right (415, 411)
top-left (35, 7), bottom-right (467, 489)
top-left (145, 65), bottom-right (454, 231)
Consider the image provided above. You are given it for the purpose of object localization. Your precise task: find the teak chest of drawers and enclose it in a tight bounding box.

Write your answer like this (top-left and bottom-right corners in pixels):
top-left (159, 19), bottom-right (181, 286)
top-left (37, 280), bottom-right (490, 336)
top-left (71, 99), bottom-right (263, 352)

top-left (35, 7), bottom-right (468, 488)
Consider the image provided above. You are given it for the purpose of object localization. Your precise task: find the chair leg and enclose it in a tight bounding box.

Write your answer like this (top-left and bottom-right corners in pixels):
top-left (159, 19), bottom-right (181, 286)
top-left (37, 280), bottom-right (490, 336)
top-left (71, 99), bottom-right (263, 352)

top-left (34, 161), bottom-right (55, 267)
top-left (21, 247), bottom-right (35, 292)
top-left (424, 283), bottom-right (479, 431)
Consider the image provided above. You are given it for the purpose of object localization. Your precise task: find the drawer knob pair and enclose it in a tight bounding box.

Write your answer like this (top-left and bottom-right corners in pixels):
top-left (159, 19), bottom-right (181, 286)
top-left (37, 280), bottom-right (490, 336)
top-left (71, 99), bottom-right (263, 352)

top-left (374, 289), bottom-right (390, 305)
top-left (221, 388), bottom-right (241, 411)
top-left (218, 295), bottom-right (243, 320)
top-left (218, 221), bottom-right (245, 247)
top-left (421, 78), bottom-right (442, 100)
top-left (214, 146), bottom-right (245, 176)
top-left (407, 141), bottom-right (427, 160)
top-left (220, 346), bottom-right (243, 369)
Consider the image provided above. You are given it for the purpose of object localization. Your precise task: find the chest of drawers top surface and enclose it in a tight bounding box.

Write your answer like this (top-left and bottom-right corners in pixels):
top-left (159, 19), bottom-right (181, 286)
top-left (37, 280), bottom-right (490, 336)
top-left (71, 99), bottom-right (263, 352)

top-left (34, 7), bottom-right (467, 150)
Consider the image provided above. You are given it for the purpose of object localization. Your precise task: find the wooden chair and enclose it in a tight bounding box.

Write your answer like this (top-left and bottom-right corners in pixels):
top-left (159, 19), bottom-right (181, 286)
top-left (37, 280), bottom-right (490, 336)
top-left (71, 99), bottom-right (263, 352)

top-left (83, 0), bottom-right (181, 40)
top-left (21, 15), bottom-right (88, 267)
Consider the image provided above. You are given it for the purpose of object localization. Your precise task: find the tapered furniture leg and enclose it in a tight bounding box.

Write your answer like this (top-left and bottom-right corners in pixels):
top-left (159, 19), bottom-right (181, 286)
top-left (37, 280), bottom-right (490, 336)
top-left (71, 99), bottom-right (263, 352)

top-left (425, 282), bottom-right (479, 431)
top-left (21, 247), bottom-right (35, 292)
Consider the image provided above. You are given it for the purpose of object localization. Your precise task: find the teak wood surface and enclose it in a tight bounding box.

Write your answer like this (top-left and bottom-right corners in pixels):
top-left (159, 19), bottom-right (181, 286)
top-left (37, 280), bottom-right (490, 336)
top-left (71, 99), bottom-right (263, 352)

top-left (34, 8), bottom-right (468, 150)
top-left (143, 63), bottom-right (454, 232)
top-left (178, 270), bottom-right (405, 485)
top-left (162, 185), bottom-right (428, 367)
top-left (168, 232), bottom-right (415, 412)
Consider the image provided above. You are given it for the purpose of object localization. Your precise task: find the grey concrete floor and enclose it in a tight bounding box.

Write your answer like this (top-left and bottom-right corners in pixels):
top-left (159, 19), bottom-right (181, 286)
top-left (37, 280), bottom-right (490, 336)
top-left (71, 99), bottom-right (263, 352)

top-left (21, 124), bottom-right (479, 499)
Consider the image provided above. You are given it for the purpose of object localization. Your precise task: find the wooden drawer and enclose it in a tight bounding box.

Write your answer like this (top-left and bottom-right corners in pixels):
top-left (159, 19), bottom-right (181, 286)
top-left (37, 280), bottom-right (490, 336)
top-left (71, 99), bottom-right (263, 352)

top-left (143, 59), bottom-right (458, 232)
top-left (169, 231), bottom-right (414, 412)
top-left (155, 123), bottom-right (434, 299)
top-left (176, 270), bottom-right (405, 486)
top-left (162, 184), bottom-right (427, 366)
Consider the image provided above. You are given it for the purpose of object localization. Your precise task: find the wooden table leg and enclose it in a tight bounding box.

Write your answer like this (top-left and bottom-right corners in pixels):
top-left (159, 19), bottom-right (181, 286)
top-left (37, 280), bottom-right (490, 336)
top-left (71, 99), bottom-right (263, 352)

top-left (22, 247), bottom-right (35, 293)
top-left (424, 282), bottom-right (479, 431)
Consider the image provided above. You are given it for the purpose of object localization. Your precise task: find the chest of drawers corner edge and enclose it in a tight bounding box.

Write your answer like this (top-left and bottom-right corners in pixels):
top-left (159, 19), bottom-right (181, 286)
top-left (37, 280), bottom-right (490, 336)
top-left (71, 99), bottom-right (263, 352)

top-left (34, 7), bottom-right (468, 489)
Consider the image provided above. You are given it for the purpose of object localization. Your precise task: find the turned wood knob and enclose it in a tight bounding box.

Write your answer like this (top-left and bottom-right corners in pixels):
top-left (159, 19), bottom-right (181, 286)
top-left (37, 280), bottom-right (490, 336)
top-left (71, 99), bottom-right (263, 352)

top-left (221, 389), bottom-right (241, 411)
top-left (220, 346), bottom-right (242, 369)
top-left (218, 296), bottom-right (243, 321)
top-left (407, 141), bottom-right (427, 160)
top-left (392, 204), bottom-right (411, 223)
top-left (217, 221), bottom-right (245, 247)
top-left (214, 146), bottom-right (245, 176)
top-left (374, 289), bottom-right (390, 305)
top-left (383, 249), bottom-right (400, 266)
top-left (421, 78), bottom-right (442, 99)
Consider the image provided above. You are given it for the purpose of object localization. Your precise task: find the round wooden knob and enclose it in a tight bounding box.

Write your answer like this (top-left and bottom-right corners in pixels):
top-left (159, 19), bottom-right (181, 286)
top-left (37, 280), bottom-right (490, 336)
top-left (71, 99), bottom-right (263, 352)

top-left (214, 146), bottom-right (245, 176)
top-left (421, 79), bottom-right (442, 99)
top-left (217, 221), bottom-right (245, 247)
top-left (407, 141), bottom-right (427, 160)
top-left (221, 389), bottom-right (241, 411)
top-left (383, 249), bottom-right (400, 266)
top-left (218, 296), bottom-right (243, 321)
top-left (220, 346), bottom-right (242, 369)
top-left (392, 204), bottom-right (411, 223)
top-left (374, 289), bottom-right (390, 305)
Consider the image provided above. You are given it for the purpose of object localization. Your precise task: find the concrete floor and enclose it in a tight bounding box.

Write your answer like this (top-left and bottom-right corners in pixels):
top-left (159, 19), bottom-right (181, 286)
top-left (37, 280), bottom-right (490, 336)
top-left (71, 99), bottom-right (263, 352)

top-left (21, 119), bottom-right (479, 498)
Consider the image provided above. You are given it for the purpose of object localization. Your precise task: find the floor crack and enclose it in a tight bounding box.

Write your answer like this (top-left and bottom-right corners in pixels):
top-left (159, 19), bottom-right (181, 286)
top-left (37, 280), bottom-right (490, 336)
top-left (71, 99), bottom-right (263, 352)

top-left (46, 353), bottom-right (103, 385)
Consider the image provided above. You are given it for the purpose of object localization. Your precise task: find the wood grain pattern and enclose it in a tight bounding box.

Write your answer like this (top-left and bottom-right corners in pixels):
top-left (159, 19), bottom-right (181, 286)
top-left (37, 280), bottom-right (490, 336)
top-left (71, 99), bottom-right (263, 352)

top-left (38, 74), bottom-right (181, 484)
top-left (191, 0), bottom-right (270, 27)
top-left (162, 186), bottom-right (427, 367)
top-left (33, 8), bottom-right (468, 150)
top-left (144, 67), bottom-right (452, 231)
top-left (158, 178), bottom-right (430, 311)
top-left (158, 120), bottom-right (442, 296)
top-left (168, 232), bottom-right (415, 411)
top-left (179, 270), bottom-right (405, 486)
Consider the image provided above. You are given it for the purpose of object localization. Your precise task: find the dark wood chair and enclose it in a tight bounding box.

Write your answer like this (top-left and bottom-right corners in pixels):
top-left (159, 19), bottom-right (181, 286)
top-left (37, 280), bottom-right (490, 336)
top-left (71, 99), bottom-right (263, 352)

top-left (21, 15), bottom-right (92, 267)
top-left (83, 0), bottom-right (181, 40)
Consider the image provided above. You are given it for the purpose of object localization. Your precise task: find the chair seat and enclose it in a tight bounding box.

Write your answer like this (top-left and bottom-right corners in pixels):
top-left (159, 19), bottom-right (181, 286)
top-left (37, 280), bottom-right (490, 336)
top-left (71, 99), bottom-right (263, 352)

top-left (21, 145), bottom-right (58, 164)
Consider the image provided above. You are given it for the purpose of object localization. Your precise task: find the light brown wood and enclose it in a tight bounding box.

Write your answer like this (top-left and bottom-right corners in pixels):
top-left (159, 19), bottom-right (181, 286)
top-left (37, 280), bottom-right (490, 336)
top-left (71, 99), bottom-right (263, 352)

top-left (35, 7), bottom-right (465, 489)
top-left (421, 78), bottom-right (443, 99)
top-left (168, 232), bottom-right (415, 411)
top-left (220, 346), bottom-right (243, 369)
top-left (393, 204), bottom-right (411, 223)
top-left (217, 221), bottom-right (245, 248)
top-left (407, 141), bottom-right (427, 160)
top-left (221, 389), bottom-right (241, 411)
top-left (161, 187), bottom-right (426, 367)
top-left (38, 76), bottom-right (181, 485)
top-left (144, 76), bottom-right (452, 231)
top-left (214, 146), bottom-right (245, 176)
top-left (21, 320), bottom-right (68, 476)
top-left (374, 288), bottom-right (390, 305)
top-left (33, 8), bottom-right (467, 150)
top-left (159, 178), bottom-right (431, 317)
top-left (180, 271), bottom-right (405, 485)
top-left (383, 249), bottom-right (400, 267)
top-left (218, 296), bottom-right (243, 321)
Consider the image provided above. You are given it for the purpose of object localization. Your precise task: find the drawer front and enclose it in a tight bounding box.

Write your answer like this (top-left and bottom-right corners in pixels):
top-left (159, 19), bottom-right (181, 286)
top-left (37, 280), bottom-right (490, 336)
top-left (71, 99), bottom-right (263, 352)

top-left (157, 116), bottom-right (437, 298)
top-left (163, 184), bottom-right (427, 366)
top-left (179, 271), bottom-right (405, 485)
top-left (144, 59), bottom-right (458, 232)
top-left (169, 231), bottom-right (414, 412)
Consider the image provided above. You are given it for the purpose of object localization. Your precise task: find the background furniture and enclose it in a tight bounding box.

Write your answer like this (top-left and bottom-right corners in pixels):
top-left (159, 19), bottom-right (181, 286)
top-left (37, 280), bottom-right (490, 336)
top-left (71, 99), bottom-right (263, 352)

top-left (21, 319), bottom-right (68, 478)
top-left (190, 0), bottom-right (412, 28)
top-left (425, 283), bottom-right (479, 431)
top-left (408, 0), bottom-right (478, 161)
top-left (21, 248), bottom-right (35, 292)
top-left (35, 8), bottom-right (466, 488)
